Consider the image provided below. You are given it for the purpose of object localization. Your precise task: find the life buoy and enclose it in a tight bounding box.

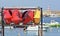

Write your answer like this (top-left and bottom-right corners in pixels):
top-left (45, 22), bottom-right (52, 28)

top-left (11, 9), bottom-right (20, 24)
top-left (33, 9), bottom-right (41, 24)
top-left (23, 10), bottom-right (34, 25)
top-left (19, 12), bottom-right (23, 22)
top-left (3, 10), bottom-right (12, 24)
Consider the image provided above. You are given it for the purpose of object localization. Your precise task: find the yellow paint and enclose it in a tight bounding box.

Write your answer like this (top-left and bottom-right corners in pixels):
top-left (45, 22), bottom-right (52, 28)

top-left (34, 9), bottom-right (41, 18)
top-left (33, 9), bottom-right (41, 24)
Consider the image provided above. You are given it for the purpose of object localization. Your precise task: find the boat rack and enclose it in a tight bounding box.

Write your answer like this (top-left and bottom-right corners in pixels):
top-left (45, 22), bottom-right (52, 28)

top-left (1, 7), bottom-right (43, 36)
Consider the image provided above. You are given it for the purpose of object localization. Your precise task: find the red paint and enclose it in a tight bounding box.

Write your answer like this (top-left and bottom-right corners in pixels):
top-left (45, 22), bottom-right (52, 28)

top-left (19, 12), bottom-right (23, 22)
top-left (3, 10), bottom-right (12, 24)
top-left (23, 10), bottom-right (34, 24)
top-left (11, 9), bottom-right (20, 24)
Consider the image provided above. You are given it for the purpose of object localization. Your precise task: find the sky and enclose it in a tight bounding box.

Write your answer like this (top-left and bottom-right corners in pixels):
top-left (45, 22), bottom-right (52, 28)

top-left (0, 0), bottom-right (60, 10)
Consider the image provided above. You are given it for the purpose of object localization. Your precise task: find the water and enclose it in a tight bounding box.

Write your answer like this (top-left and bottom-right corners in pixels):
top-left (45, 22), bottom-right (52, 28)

top-left (44, 27), bottom-right (60, 36)
top-left (1, 17), bottom-right (60, 36)
top-left (43, 17), bottom-right (60, 23)
top-left (4, 28), bottom-right (25, 36)
top-left (4, 27), bottom-right (60, 36)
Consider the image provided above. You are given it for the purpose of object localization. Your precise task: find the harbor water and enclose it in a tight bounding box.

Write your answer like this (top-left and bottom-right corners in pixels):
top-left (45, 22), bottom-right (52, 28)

top-left (4, 27), bottom-right (60, 36)
top-left (0, 17), bottom-right (60, 36)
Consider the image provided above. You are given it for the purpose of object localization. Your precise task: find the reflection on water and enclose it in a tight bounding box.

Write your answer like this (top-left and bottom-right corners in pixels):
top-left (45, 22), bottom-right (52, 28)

top-left (26, 30), bottom-right (38, 36)
top-left (1, 17), bottom-right (60, 36)
top-left (3, 27), bottom-right (60, 36)
top-left (4, 28), bottom-right (25, 36)
top-left (44, 27), bottom-right (60, 36)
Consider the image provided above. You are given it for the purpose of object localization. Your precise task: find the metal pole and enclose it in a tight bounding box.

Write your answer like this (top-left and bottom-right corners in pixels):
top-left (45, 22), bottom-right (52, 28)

top-left (40, 8), bottom-right (43, 36)
top-left (38, 8), bottom-right (43, 36)
top-left (37, 7), bottom-right (43, 36)
top-left (38, 7), bottom-right (40, 36)
top-left (1, 7), bottom-right (4, 36)
top-left (3, 7), bottom-right (38, 10)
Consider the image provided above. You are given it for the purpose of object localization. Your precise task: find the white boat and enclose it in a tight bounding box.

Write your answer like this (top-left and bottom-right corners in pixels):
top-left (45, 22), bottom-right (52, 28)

top-left (50, 14), bottom-right (59, 17)
top-left (50, 20), bottom-right (59, 25)
top-left (26, 25), bottom-right (47, 31)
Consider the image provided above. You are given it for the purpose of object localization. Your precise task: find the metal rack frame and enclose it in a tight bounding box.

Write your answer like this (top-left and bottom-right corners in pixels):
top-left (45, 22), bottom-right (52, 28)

top-left (1, 7), bottom-right (43, 36)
